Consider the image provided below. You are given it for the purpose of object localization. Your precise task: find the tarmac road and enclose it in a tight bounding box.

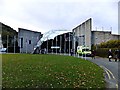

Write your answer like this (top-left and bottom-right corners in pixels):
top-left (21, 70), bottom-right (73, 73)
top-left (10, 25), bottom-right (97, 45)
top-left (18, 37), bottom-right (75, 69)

top-left (81, 56), bottom-right (119, 89)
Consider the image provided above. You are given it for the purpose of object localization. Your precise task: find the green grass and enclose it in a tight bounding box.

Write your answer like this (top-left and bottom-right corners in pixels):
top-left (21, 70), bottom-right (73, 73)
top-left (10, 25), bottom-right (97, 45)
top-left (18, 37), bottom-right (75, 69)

top-left (2, 54), bottom-right (105, 88)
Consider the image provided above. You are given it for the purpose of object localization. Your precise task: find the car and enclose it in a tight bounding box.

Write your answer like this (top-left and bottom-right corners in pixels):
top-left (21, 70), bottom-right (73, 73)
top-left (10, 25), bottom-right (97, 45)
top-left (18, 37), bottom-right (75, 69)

top-left (0, 48), bottom-right (7, 53)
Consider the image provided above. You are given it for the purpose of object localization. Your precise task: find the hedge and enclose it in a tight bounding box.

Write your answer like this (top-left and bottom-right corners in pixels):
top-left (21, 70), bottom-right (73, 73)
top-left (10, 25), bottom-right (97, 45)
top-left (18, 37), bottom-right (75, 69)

top-left (95, 48), bottom-right (119, 58)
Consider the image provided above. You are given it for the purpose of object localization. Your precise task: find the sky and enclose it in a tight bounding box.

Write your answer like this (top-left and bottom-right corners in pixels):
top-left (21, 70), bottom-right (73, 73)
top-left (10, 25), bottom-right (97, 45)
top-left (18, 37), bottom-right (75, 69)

top-left (0, 0), bottom-right (119, 34)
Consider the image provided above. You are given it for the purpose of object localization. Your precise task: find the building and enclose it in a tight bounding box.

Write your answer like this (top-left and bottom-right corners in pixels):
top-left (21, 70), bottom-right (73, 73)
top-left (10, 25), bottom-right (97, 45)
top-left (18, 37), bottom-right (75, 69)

top-left (41, 32), bottom-right (73, 53)
top-left (0, 22), bottom-right (19, 53)
top-left (73, 18), bottom-right (120, 50)
top-left (91, 31), bottom-right (120, 45)
top-left (18, 28), bottom-right (42, 53)
top-left (72, 18), bottom-right (92, 50)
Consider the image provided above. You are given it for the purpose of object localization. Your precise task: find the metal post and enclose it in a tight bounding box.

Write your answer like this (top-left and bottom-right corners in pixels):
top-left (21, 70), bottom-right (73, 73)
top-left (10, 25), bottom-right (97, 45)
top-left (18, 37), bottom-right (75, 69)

top-left (52, 39), bottom-right (53, 54)
top-left (96, 37), bottom-right (98, 50)
top-left (74, 35), bottom-right (76, 57)
top-left (85, 22), bottom-right (86, 60)
top-left (47, 37), bottom-right (48, 54)
top-left (60, 35), bottom-right (62, 55)
top-left (39, 39), bottom-right (41, 54)
top-left (26, 38), bottom-right (27, 53)
top-left (7, 35), bottom-right (8, 53)
top-left (56, 36), bottom-right (57, 54)
top-left (19, 37), bottom-right (21, 53)
top-left (64, 34), bottom-right (66, 55)
top-left (14, 36), bottom-right (16, 53)
top-left (69, 33), bottom-right (70, 56)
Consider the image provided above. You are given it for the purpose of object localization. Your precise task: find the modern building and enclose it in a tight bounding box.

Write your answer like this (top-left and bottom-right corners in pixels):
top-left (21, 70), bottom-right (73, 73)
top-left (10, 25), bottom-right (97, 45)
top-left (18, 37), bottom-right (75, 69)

top-left (41, 32), bottom-right (73, 53)
top-left (0, 22), bottom-right (19, 53)
top-left (18, 28), bottom-right (42, 53)
top-left (72, 18), bottom-right (120, 50)
top-left (91, 31), bottom-right (120, 45)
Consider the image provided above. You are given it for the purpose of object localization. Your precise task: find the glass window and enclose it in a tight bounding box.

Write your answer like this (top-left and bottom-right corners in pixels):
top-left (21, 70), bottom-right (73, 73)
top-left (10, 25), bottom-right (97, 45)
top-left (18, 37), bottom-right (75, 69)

top-left (21, 38), bottom-right (23, 48)
top-left (29, 40), bottom-right (31, 44)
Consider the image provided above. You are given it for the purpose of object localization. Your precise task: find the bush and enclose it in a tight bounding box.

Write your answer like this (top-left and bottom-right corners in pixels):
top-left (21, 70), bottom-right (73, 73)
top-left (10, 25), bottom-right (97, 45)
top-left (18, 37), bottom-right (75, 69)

top-left (96, 48), bottom-right (118, 58)
top-left (98, 40), bottom-right (120, 48)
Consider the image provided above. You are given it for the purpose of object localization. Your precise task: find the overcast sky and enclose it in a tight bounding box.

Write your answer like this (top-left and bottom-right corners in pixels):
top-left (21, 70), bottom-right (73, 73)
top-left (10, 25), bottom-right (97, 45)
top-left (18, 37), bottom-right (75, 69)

top-left (0, 0), bottom-right (119, 34)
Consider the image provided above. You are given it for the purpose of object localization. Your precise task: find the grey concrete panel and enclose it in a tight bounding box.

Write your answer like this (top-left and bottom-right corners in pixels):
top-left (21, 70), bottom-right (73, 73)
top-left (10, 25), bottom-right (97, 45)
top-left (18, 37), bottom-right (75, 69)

top-left (73, 18), bottom-right (92, 49)
top-left (18, 28), bottom-right (42, 53)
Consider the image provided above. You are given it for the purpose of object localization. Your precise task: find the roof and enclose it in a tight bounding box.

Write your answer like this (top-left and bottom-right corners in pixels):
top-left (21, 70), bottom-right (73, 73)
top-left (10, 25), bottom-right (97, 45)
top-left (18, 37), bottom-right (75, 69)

top-left (18, 28), bottom-right (41, 34)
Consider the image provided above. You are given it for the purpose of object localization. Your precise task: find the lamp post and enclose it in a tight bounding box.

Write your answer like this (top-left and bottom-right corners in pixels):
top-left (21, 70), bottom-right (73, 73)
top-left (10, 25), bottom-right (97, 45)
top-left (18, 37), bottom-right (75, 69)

top-left (7, 35), bottom-right (9, 53)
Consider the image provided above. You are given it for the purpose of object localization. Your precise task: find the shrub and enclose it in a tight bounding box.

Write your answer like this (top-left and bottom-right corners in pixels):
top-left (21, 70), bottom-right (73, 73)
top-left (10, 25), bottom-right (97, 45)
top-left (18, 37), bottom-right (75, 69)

top-left (96, 48), bottom-right (118, 58)
top-left (98, 40), bottom-right (120, 48)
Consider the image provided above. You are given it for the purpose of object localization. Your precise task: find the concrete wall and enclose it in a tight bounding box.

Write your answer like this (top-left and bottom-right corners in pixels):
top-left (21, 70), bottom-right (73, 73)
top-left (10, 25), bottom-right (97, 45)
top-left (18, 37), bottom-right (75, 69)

top-left (73, 18), bottom-right (92, 49)
top-left (91, 31), bottom-right (112, 45)
top-left (92, 31), bottom-right (120, 45)
top-left (18, 28), bottom-right (42, 53)
top-left (111, 34), bottom-right (120, 40)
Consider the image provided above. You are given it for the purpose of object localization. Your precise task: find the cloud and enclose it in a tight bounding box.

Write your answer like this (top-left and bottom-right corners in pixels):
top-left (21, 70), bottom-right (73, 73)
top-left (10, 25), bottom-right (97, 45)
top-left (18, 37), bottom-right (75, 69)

top-left (0, 0), bottom-right (119, 34)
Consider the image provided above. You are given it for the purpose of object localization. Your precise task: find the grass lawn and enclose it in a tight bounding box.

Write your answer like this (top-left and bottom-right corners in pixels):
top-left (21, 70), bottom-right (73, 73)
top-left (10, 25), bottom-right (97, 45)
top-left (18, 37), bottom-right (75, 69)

top-left (2, 54), bottom-right (105, 88)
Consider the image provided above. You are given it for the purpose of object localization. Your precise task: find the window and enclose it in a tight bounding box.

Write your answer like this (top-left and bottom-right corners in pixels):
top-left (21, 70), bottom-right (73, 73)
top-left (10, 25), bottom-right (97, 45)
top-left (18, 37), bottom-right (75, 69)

top-left (29, 40), bottom-right (31, 44)
top-left (21, 38), bottom-right (23, 48)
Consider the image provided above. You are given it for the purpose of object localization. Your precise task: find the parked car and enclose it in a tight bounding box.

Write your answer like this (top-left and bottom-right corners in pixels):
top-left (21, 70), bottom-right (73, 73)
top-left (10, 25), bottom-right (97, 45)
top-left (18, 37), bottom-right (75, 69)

top-left (0, 48), bottom-right (7, 53)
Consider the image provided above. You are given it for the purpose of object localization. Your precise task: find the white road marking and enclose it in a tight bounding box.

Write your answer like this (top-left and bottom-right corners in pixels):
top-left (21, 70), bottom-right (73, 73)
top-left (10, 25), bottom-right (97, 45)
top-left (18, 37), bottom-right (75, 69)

top-left (104, 69), bottom-right (111, 79)
top-left (103, 66), bottom-right (115, 79)
top-left (100, 65), bottom-right (118, 89)
top-left (100, 65), bottom-right (116, 80)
